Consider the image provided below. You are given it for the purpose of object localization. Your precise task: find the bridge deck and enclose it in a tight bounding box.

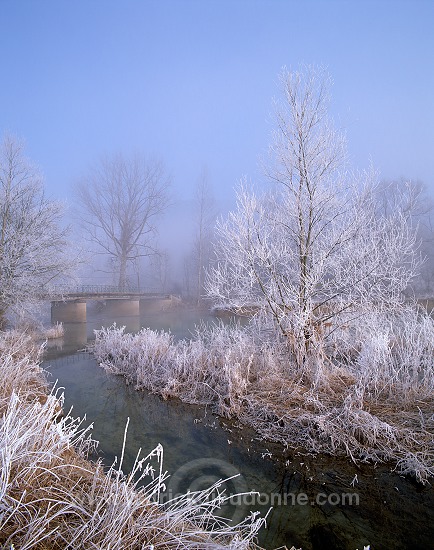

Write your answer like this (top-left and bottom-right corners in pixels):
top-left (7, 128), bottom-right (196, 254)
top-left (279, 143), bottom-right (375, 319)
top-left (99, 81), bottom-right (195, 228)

top-left (44, 285), bottom-right (179, 301)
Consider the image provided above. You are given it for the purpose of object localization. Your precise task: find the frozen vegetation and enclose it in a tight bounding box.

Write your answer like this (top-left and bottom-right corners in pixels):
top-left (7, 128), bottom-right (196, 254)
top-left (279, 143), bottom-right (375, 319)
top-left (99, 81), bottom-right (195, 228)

top-left (0, 330), bottom-right (266, 549)
top-left (92, 308), bottom-right (434, 484)
top-left (43, 321), bottom-right (65, 339)
top-left (0, 136), bottom-right (77, 329)
top-left (2, 63), bottom-right (433, 548)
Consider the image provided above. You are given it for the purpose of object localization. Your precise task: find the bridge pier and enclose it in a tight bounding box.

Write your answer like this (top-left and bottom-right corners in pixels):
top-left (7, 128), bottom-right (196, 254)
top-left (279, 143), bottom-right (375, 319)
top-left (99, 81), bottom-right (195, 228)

top-left (103, 299), bottom-right (140, 316)
top-left (48, 288), bottom-right (182, 323)
top-left (51, 300), bottom-right (87, 323)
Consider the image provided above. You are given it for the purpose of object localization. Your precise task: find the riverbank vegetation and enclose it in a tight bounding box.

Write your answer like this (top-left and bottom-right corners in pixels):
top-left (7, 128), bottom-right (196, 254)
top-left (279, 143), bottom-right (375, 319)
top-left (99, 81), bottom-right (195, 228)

top-left (92, 309), bottom-right (434, 484)
top-left (0, 330), bottom-right (266, 549)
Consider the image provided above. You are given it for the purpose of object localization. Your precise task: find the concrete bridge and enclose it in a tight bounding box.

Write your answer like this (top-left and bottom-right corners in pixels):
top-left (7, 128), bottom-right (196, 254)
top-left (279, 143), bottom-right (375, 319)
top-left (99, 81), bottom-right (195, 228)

top-left (48, 285), bottom-right (181, 323)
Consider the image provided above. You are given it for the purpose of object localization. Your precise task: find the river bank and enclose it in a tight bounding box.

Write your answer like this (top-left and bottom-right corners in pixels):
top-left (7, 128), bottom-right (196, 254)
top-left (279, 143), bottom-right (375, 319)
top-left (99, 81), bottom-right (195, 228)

top-left (0, 329), bottom-right (266, 549)
top-left (91, 313), bottom-right (434, 485)
top-left (37, 307), bottom-right (434, 549)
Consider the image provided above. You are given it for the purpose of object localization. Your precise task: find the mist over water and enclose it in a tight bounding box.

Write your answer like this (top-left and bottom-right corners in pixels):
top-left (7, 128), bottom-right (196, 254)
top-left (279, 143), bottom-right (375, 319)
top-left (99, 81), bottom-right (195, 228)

top-left (42, 309), bottom-right (434, 550)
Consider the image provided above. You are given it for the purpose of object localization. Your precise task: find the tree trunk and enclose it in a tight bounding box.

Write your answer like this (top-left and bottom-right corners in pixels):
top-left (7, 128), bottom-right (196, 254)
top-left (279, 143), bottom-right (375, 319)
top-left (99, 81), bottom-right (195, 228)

top-left (118, 256), bottom-right (128, 290)
top-left (0, 305), bottom-right (7, 329)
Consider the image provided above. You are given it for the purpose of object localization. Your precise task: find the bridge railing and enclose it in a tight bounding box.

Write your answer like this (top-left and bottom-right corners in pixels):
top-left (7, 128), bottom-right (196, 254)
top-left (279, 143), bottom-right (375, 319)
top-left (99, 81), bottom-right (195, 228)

top-left (46, 284), bottom-right (161, 296)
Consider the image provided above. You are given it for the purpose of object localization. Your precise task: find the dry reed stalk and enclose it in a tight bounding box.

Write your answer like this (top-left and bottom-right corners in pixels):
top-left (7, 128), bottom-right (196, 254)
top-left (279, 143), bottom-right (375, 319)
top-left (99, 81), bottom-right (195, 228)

top-left (43, 322), bottom-right (65, 339)
top-left (0, 330), bottom-right (48, 416)
top-left (240, 375), bottom-right (434, 483)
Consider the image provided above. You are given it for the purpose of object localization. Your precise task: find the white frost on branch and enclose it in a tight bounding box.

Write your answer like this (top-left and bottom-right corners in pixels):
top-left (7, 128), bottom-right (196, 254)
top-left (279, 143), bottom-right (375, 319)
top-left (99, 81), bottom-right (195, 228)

top-left (205, 66), bottom-right (420, 369)
top-left (0, 135), bottom-right (78, 324)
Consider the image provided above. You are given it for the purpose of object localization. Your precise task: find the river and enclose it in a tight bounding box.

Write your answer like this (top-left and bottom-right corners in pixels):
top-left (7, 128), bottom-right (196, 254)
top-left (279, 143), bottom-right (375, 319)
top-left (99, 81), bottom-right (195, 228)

top-left (41, 307), bottom-right (434, 550)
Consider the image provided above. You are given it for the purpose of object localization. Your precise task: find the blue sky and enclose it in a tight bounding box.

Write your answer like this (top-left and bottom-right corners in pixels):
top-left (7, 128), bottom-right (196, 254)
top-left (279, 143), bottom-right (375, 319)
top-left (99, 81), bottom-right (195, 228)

top-left (1, 0), bottom-right (434, 260)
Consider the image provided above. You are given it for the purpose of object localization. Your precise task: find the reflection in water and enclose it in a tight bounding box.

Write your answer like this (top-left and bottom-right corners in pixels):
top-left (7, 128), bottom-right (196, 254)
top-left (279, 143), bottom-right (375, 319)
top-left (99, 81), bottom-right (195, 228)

top-left (42, 309), bottom-right (434, 550)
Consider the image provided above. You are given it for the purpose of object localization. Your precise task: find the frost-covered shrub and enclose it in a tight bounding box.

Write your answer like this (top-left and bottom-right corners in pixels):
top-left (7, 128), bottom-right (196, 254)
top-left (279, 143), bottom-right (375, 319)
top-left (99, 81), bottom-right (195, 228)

top-left (91, 312), bottom-right (434, 483)
top-left (43, 322), bottom-right (65, 339)
top-left (92, 322), bottom-right (276, 416)
top-left (354, 309), bottom-right (434, 399)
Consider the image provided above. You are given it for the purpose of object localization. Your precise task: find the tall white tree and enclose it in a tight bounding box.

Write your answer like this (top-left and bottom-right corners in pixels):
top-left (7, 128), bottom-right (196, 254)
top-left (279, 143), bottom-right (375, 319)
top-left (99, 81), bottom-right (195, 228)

top-left (0, 135), bottom-right (75, 326)
top-left (206, 67), bottom-right (419, 369)
top-left (76, 154), bottom-right (170, 289)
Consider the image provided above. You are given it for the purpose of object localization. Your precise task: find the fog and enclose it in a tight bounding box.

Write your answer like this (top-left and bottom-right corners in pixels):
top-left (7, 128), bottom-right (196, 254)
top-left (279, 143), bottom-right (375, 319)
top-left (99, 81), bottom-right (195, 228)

top-left (1, 0), bottom-right (434, 296)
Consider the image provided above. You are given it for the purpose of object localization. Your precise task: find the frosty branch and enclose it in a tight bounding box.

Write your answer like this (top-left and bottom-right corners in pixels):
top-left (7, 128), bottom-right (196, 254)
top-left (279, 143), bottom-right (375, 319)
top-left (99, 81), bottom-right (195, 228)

top-left (0, 135), bottom-right (76, 326)
top-left (205, 66), bottom-right (420, 370)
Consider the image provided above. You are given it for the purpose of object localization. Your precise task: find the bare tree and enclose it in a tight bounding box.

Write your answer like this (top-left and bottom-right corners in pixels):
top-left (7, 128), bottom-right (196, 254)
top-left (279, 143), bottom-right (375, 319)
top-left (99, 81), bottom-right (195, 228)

top-left (182, 255), bottom-right (193, 299)
top-left (206, 67), bottom-right (419, 369)
top-left (76, 154), bottom-right (170, 289)
top-left (0, 135), bottom-right (76, 326)
top-left (147, 250), bottom-right (171, 292)
top-left (182, 170), bottom-right (216, 304)
top-left (374, 178), bottom-right (432, 221)
top-left (191, 170), bottom-right (216, 305)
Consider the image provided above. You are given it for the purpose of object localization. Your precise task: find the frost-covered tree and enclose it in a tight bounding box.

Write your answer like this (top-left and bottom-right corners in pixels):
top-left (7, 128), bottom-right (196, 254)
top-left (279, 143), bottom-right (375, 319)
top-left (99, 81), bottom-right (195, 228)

top-left (192, 171), bottom-right (216, 305)
top-left (0, 135), bottom-right (75, 326)
top-left (184, 170), bottom-right (216, 305)
top-left (374, 178), bottom-right (434, 296)
top-left (76, 154), bottom-right (170, 289)
top-left (147, 250), bottom-right (171, 292)
top-left (206, 67), bottom-right (419, 368)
